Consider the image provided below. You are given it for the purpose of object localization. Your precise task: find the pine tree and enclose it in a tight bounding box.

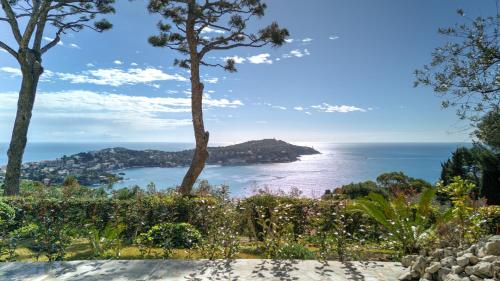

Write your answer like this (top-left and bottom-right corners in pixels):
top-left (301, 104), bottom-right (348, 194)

top-left (147, 0), bottom-right (289, 195)
top-left (1, 0), bottom-right (115, 195)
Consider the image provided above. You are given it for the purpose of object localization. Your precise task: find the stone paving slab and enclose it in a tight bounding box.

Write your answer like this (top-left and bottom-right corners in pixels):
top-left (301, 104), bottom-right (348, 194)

top-left (0, 259), bottom-right (405, 281)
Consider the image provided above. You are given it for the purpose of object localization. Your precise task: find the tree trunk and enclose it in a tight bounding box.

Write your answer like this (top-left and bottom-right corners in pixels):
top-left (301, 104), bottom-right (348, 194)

top-left (3, 50), bottom-right (42, 196)
top-left (180, 7), bottom-right (210, 196)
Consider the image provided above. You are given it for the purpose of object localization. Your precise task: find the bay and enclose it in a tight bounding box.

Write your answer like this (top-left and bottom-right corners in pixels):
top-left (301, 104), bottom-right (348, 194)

top-left (0, 142), bottom-right (470, 197)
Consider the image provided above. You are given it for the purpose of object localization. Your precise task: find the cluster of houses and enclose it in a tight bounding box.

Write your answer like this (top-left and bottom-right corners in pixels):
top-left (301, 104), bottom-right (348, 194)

top-left (5, 140), bottom-right (319, 187)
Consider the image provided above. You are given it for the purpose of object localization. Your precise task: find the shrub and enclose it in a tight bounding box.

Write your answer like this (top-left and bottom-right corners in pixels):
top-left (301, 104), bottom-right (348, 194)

top-left (337, 181), bottom-right (388, 199)
top-left (312, 199), bottom-right (362, 262)
top-left (254, 202), bottom-right (298, 259)
top-left (240, 194), bottom-right (313, 241)
top-left (377, 172), bottom-right (432, 196)
top-left (435, 177), bottom-right (488, 247)
top-left (28, 201), bottom-right (77, 261)
top-left (150, 222), bottom-right (201, 248)
top-left (2, 195), bottom-right (204, 242)
top-left (136, 222), bottom-right (201, 258)
top-left (197, 196), bottom-right (240, 260)
top-left (0, 200), bottom-right (16, 261)
top-left (273, 243), bottom-right (314, 260)
top-left (478, 205), bottom-right (500, 235)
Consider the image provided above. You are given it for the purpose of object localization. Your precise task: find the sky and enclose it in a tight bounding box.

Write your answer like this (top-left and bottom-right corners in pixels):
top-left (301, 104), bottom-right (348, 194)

top-left (0, 0), bottom-right (494, 143)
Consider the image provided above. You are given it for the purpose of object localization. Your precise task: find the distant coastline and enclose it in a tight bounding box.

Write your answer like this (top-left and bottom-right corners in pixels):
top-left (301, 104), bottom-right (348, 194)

top-left (5, 139), bottom-right (319, 186)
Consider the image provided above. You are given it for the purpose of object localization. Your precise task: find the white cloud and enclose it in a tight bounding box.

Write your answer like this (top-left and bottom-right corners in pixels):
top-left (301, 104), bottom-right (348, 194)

top-left (130, 62), bottom-right (138, 66)
top-left (0, 49), bottom-right (7, 53)
top-left (40, 70), bottom-right (55, 82)
top-left (329, 36), bottom-right (339, 40)
top-left (206, 98), bottom-right (243, 108)
top-left (272, 105), bottom-right (287, 110)
top-left (247, 53), bottom-right (273, 64)
top-left (0, 90), bottom-right (244, 130)
top-left (290, 50), bottom-right (304, 58)
top-left (200, 26), bottom-right (226, 34)
top-left (0, 67), bottom-right (54, 81)
top-left (284, 39), bottom-right (294, 43)
top-left (223, 56), bottom-right (246, 64)
top-left (113, 60), bottom-right (123, 65)
top-left (86, 63), bottom-right (95, 67)
top-left (167, 90), bottom-right (179, 94)
top-left (312, 103), bottom-right (366, 113)
top-left (0, 67), bottom-right (21, 77)
top-left (56, 67), bottom-right (188, 86)
top-left (293, 106), bottom-right (304, 111)
top-left (203, 77), bottom-right (219, 84)
top-left (283, 49), bottom-right (311, 59)
top-left (69, 43), bottom-right (81, 49)
top-left (305, 111), bottom-right (312, 115)
top-left (0, 91), bottom-right (188, 130)
top-left (302, 38), bottom-right (313, 43)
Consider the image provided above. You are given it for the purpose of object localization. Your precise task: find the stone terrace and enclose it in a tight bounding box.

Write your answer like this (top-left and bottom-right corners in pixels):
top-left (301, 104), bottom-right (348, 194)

top-left (0, 259), bottom-right (404, 281)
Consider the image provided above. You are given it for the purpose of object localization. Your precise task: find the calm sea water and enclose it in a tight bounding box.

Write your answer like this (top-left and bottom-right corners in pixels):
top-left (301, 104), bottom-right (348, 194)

top-left (0, 142), bottom-right (470, 197)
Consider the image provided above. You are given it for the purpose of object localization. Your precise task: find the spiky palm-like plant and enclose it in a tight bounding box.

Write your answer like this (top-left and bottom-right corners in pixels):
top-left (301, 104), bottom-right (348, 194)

top-left (351, 188), bottom-right (435, 255)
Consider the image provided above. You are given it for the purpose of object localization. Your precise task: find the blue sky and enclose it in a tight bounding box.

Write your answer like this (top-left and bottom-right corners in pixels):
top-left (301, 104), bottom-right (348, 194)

top-left (0, 0), bottom-right (493, 143)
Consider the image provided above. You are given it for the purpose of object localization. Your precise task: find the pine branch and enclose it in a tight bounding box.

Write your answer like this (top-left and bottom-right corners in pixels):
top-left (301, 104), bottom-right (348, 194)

top-left (0, 40), bottom-right (18, 59)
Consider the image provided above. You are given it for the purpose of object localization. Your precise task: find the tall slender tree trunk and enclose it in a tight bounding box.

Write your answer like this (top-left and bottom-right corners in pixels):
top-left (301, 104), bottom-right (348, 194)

top-left (3, 49), bottom-right (43, 196)
top-left (179, 6), bottom-right (209, 195)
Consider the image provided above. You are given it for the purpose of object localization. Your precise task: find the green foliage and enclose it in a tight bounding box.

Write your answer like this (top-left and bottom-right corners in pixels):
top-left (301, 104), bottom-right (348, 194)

top-left (84, 221), bottom-right (125, 259)
top-left (240, 193), bottom-right (312, 241)
top-left (194, 193), bottom-right (241, 260)
top-left (27, 200), bottom-right (78, 261)
top-left (148, 0), bottom-right (289, 72)
top-left (475, 109), bottom-right (500, 150)
top-left (311, 199), bottom-right (366, 262)
top-left (337, 181), bottom-right (388, 199)
top-left (136, 222), bottom-right (201, 258)
top-left (436, 177), bottom-right (486, 246)
top-left (441, 145), bottom-right (500, 205)
top-left (414, 6), bottom-right (499, 121)
top-left (352, 188), bottom-right (436, 255)
top-left (0, 200), bottom-right (15, 227)
top-left (19, 180), bottom-right (107, 199)
top-left (273, 243), bottom-right (314, 260)
top-left (478, 205), bottom-right (500, 235)
top-left (440, 147), bottom-right (480, 186)
top-left (376, 172), bottom-right (432, 196)
top-left (0, 177), bottom-right (497, 262)
top-left (0, 200), bottom-right (16, 261)
top-left (253, 202), bottom-right (302, 259)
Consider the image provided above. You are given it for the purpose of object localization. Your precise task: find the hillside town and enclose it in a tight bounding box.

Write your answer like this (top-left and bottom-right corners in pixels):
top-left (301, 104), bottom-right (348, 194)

top-left (10, 139), bottom-right (319, 186)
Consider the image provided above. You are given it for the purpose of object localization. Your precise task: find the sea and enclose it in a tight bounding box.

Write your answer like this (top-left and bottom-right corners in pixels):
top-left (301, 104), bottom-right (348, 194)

top-left (0, 142), bottom-right (471, 198)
